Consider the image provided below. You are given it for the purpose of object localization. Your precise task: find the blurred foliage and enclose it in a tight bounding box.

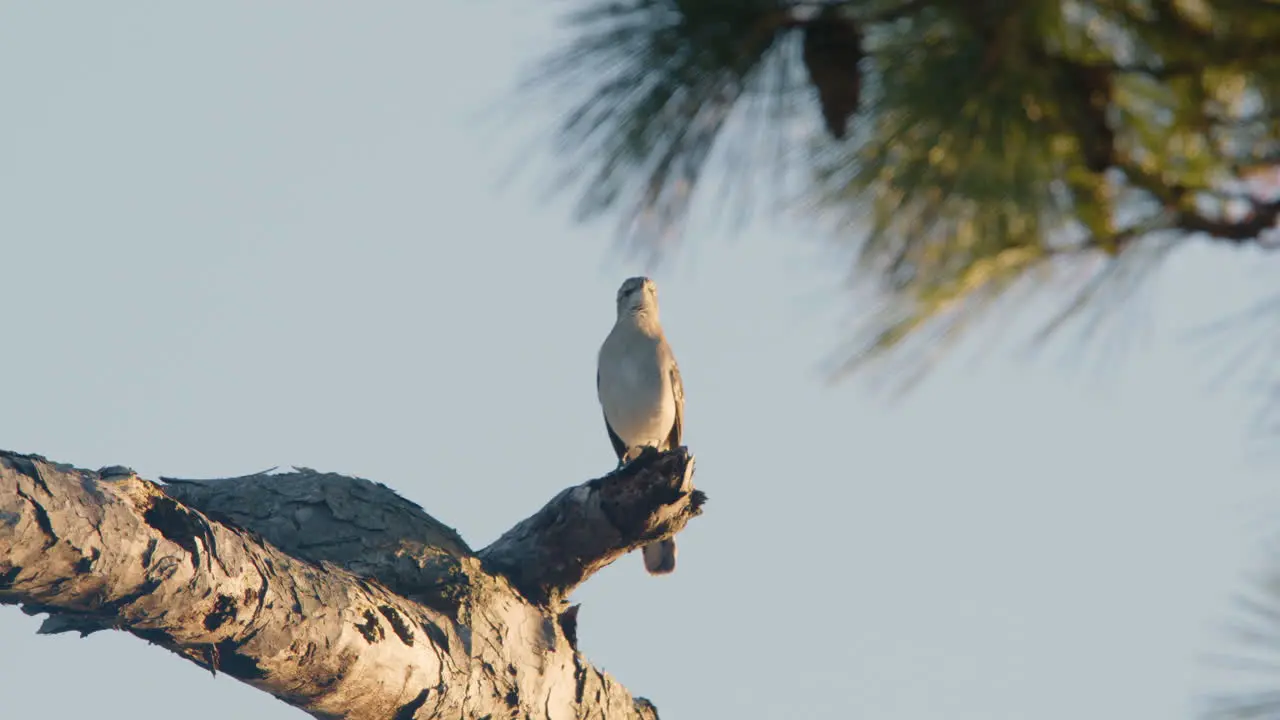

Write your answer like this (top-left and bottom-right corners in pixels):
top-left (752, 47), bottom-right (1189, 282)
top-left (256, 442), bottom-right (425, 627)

top-left (525, 0), bottom-right (1280, 376)
top-left (1205, 542), bottom-right (1280, 720)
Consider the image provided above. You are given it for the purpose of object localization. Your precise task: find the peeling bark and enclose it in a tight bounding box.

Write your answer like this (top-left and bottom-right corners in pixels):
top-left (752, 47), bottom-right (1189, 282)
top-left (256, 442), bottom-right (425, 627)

top-left (0, 447), bottom-right (703, 719)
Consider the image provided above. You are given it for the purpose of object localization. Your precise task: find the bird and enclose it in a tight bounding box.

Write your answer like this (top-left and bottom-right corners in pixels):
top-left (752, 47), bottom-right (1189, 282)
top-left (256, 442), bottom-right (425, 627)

top-left (596, 276), bottom-right (685, 575)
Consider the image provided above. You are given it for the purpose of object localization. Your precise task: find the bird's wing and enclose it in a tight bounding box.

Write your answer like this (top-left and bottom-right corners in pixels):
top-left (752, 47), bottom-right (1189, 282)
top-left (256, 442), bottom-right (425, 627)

top-left (665, 348), bottom-right (684, 450)
top-left (597, 370), bottom-right (628, 460)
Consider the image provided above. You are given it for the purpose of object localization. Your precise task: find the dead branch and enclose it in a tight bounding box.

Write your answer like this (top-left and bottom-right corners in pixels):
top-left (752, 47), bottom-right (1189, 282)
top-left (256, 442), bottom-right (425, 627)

top-left (479, 447), bottom-right (704, 608)
top-left (0, 447), bottom-right (702, 719)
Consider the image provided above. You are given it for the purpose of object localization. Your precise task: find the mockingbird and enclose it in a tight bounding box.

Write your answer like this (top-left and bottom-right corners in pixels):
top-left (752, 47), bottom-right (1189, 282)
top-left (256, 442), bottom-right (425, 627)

top-left (596, 276), bottom-right (685, 575)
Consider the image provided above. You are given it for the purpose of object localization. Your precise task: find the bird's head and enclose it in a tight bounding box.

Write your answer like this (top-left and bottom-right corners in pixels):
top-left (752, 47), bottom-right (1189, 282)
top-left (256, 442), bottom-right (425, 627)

top-left (615, 276), bottom-right (659, 320)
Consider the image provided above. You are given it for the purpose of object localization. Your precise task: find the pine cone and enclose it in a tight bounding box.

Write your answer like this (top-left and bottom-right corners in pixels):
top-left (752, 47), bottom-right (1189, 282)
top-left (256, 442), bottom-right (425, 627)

top-left (1060, 61), bottom-right (1116, 173)
top-left (802, 9), bottom-right (864, 140)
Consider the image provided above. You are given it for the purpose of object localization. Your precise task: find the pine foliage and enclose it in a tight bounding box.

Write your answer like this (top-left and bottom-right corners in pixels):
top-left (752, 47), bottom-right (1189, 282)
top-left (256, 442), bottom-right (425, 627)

top-left (528, 0), bottom-right (1280, 370)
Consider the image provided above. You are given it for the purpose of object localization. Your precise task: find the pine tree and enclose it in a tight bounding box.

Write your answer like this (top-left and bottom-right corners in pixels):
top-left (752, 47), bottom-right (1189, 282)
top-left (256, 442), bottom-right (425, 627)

top-left (528, 0), bottom-right (1280, 376)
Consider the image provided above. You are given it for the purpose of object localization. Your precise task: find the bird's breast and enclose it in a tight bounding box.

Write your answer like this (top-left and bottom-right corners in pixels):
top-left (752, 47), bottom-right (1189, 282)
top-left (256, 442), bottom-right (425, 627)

top-left (597, 339), bottom-right (675, 449)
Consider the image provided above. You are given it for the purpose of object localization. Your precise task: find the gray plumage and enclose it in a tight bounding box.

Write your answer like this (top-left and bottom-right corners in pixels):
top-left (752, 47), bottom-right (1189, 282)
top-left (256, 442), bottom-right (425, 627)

top-left (596, 276), bottom-right (684, 575)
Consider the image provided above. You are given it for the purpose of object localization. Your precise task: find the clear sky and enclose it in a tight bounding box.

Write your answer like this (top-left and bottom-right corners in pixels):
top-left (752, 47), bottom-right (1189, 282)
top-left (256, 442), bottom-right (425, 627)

top-left (2, 3), bottom-right (1279, 719)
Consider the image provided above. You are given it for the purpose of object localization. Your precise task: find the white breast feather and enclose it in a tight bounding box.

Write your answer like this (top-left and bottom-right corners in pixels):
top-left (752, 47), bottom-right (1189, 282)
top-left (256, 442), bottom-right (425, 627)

top-left (598, 327), bottom-right (675, 450)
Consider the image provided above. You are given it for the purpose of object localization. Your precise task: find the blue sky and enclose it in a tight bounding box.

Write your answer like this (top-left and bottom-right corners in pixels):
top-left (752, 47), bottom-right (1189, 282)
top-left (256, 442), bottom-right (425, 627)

top-left (2, 3), bottom-right (1279, 719)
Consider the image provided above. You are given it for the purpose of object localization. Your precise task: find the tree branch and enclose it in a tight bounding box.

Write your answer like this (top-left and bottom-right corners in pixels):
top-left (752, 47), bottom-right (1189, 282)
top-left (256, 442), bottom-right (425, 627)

top-left (479, 447), bottom-right (704, 608)
top-left (157, 466), bottom-right (477, 615)
top-left (1176, 198), bottom-right (1280, 244)
top-left (1112, 158), bottom-right (1280, 246)
top-left (0, 447), bottom-right (701, 719)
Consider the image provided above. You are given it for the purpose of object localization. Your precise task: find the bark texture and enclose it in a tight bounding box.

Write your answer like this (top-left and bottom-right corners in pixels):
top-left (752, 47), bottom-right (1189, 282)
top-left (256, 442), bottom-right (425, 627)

top-left (480, 447), bottom-right (702, 608)
top-left (0, 447), bottom-right (704, 719)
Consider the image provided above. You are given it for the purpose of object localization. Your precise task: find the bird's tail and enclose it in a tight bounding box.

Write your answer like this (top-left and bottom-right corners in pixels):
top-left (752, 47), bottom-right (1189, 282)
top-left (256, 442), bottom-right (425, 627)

top-left (642, 538), bottom-right (677, 575)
